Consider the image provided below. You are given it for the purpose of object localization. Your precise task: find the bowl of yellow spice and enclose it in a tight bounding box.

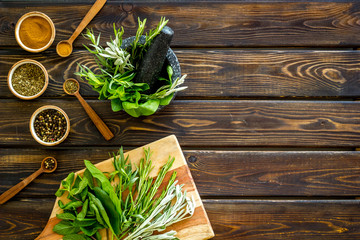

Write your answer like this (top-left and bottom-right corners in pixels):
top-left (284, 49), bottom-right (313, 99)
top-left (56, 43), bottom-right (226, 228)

top-left (15, 11), bottom-right (55, 53)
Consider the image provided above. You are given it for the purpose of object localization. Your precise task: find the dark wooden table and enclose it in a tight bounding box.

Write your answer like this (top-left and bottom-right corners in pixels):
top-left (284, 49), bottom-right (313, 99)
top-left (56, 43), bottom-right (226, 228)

top-left (1, 0), bottom-right (360, 239)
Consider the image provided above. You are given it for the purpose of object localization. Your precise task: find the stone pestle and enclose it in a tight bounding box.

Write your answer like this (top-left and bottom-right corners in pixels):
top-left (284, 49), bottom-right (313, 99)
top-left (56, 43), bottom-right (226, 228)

top-left (134, 26), bottom-right (174, 94)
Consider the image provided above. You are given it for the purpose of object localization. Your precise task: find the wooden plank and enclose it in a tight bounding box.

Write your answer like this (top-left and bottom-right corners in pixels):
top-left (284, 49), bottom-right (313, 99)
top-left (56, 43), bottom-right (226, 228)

top-left (0, 99), bottom-right (360, 147)
top-left (204, 199), bottom-right (360, 239)
top-left (1, 2), bottom-right (360, 47)
top-left (2, 50), bottom-right (360, 99)
top-left (1, 199), bottom-right (360, 239)
top-left (1, 149), bottom-right (360, 197)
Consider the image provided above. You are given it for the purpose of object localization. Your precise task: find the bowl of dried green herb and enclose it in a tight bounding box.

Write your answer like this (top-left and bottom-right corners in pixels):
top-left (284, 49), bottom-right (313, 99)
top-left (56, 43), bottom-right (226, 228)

top-left (30, 105), bottom-right (70, 146)
top-left (7, 59), bottom-right (48, 100)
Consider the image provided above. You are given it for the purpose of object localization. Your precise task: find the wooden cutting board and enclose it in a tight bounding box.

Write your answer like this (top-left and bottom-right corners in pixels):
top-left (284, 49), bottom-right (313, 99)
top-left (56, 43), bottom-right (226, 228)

top-left (36, 135), bottom-right (214, 240)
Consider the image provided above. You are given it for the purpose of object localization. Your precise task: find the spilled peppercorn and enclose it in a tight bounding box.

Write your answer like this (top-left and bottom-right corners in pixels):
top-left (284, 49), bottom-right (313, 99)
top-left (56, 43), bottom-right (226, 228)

top-left (34, 109), bottom-right (67, 143)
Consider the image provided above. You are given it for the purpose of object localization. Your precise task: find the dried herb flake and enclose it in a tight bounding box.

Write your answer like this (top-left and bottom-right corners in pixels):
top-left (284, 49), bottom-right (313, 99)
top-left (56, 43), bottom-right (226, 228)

top-left (12, 63), bottom-right (45, 96)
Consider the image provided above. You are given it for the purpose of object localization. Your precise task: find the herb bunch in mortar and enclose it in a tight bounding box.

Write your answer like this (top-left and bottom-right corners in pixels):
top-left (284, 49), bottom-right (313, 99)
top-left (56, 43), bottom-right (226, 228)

top-left (75, 17), bottom-right (187, 117)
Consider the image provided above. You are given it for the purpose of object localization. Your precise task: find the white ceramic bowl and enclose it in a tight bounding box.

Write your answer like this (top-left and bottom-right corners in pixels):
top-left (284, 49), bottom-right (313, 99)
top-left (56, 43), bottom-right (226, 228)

top-left (15, 11), bottom-right (56, 53)
top-left (7, 59), bottom-right (49, 100)
top-left (30, 105), bottom-right (70, 146)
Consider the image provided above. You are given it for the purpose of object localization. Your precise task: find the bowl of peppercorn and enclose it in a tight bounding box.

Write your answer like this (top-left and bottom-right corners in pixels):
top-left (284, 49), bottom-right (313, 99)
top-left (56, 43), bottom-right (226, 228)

top-left (8, 59), bottom-right (48, 100)
top-left (30, 105), bottom-right (70, 146)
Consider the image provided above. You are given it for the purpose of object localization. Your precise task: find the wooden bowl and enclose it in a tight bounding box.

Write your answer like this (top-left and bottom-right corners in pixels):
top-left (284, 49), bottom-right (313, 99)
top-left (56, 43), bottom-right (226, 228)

top-left (29, 105), bottom-right (70, 146)
top-left (7, 59), bottom-right (49, 100)
top-left (15, 11), bottom-right (55, 53)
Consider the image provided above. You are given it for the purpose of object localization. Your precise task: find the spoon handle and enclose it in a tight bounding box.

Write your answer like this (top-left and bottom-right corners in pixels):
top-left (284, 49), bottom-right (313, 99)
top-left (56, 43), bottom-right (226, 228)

top-left (0, 168), bottom-right (43, 205)
top-left (75, 92), bottom-right (114, 141)
top-left (68, 0), bottom-right (107, 44)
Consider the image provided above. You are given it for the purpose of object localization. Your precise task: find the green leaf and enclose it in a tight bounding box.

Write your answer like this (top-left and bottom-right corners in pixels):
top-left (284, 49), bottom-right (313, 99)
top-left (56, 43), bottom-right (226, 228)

top-left (89, 200), bottom-right (105, 226)
top-left (84, 160), bottom-right (122, 214)
top-left (88, 192), bottom-right (117, 238)
top-left (138, 99), bottom-right (160, 116)
top-left (63, 201), bottom-right (83, 210)
top-left (63, 233), bottom-right (88, 240)
top-left (55, 188), bottom-right (66, 197)
top-left (72, 175), bottom-right (82, 189)
top-left (73, 218), bottom-right (97, 227)
top-left (65, 172), bottom-right (75, 188)
top-left (72, 178), bottom-right (89, 196)
top-left (80, 222), bottom-right (103, 236)
top-left (53, 220), bottom-right (80, 235)
top-left (159, 93), bottom-right (174, 106)
top-left (56, 212), bottom-right (76, 221)
top-left (111, 98), bottom-right (123, 112)
top-left (83, 169), bottom-right (94, 190)
top-left (77, 199), bottom-right (88, 220)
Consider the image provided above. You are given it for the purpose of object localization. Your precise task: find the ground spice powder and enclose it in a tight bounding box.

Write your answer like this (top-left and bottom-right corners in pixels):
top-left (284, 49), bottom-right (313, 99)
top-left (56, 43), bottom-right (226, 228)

top-left (19, 16), bottom-right (52, 49)
top-left (57, 42), bottom-right (72, 56)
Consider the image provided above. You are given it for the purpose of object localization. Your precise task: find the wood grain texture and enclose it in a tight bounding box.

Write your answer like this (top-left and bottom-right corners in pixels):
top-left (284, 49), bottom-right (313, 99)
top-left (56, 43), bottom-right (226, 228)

top-left (1, 149), bottom-right (360, 198)
top-left (205, 199), bottom-right (360, 239)
top-left (0, 99), bottom-right (360, 147)
top-left (1, 2), bottom-right (360, 47)
top-left (1, 199), bottom-right (360, 239)
top-left (2, 50), bottom-right (360, 98)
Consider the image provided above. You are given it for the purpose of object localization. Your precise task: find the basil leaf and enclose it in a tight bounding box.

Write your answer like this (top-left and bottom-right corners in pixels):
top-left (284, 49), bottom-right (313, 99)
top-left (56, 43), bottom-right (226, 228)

top-left (65, 172), bottom-right (75, 188)
top-left (111, 98), bottom-right (123, 112)
top-left (80, 223), bottom-right (103, 236)
top-left (63, 233), bottom-right (88, 240)
top-left (138, 99), bottom-right (160, 116)
top-left (159, 93), bottom-right (174, 106)
top-left (53, 220), bottom-right (80, 235)
top-left (89, 200), bottom-right (105, 226)
top-left (77, 199), bottom-right (88, 220)
top-left (56, 212), bottom-right (76, 221)
top-left (73, 218), bottom-right (97, 227)
top-left (72, 178), bottom-right (88, 196)
top-left (63, 201), bottom-right (83, 210)
top-left (55, 188), bottom-right (66, 197)
top-left (84, 160), bottom-right (121, 214)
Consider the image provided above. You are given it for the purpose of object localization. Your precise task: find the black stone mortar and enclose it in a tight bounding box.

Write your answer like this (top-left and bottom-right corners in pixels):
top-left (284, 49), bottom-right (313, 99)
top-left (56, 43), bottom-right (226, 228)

top-left (121, 35), bottom-right (181, 112)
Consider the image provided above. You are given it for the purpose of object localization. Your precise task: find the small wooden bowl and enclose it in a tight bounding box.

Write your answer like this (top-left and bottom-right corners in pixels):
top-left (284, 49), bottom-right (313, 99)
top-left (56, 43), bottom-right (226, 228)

top-left (15, 11), bottom-right (55, 53)
top-left (7, 59), bottom-right (49, 100)
top-left (30, 105), bottom-right (70, 146)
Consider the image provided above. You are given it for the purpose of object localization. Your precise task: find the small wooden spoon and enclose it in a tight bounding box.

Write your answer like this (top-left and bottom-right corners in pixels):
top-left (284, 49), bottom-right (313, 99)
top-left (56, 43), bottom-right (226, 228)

top-left (0, 157), bottom-right (57, 205)
top-left (56, 0), bottom-right (107, 57)
top-left (63, 78), bottom-right (114, 141)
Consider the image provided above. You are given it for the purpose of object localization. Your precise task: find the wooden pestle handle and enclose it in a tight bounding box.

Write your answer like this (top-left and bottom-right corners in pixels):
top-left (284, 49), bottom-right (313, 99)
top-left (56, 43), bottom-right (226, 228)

top-left (74, 92), bottom-right (114, 141)
top-left (68, 0), bottom-right (107, 44)
top-left (0, 168), bottom-right (43, 205)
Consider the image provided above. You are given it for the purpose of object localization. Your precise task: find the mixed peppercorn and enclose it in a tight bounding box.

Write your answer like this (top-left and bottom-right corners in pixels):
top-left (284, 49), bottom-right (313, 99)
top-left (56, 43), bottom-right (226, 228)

top-left (34, 109), bottom-right (67, 143)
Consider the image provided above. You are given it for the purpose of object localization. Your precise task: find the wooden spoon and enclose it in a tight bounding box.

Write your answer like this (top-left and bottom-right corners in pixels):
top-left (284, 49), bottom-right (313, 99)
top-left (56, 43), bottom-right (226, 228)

top-left (63, 78), bottom-right (114, 141)
top-left (56, 0), bottom-right (107, 57)
top-left (0, 157), bottom-right (57, 205)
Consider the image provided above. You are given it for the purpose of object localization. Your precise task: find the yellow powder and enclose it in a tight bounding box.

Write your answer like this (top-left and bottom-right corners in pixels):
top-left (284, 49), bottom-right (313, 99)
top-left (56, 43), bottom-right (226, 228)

top-left (57, 42), bottom-right (72, 56)
top-left (19, 16), bottom-right (52, 49)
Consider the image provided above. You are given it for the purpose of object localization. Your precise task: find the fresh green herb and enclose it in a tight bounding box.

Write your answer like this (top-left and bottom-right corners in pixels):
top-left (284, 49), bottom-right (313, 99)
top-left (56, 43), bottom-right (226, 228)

top-left (54, 148), bottom-right (195, 240)
top-left (75, 18), bottom-right (187, 117)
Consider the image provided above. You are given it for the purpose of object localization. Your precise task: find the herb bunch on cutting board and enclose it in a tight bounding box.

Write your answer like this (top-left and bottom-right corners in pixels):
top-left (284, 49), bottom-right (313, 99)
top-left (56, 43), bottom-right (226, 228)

top-left (76, 17), bottom-right (187, 118)
top-left (54, 148), bottom-right (195, 240)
